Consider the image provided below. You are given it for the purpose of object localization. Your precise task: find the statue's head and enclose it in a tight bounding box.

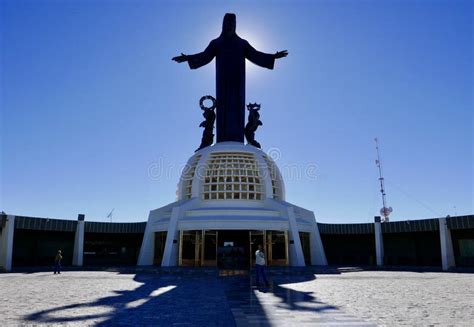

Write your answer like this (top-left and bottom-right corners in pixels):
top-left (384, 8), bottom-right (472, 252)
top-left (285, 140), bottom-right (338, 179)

top-left (222, 13), bottom-right (236, 36)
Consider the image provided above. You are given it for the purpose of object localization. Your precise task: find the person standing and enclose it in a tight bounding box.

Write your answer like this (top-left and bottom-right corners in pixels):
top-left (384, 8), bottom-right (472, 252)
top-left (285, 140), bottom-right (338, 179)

top-left (255, 245), bottom-right (269, 287)
top-left (54, 250), bottom-right (62, 274)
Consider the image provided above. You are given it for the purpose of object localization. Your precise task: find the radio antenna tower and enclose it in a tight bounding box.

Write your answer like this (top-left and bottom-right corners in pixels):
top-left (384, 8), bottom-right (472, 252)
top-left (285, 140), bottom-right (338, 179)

top-left (374, 138), bottom-right (392, 222)
top-left (106, 208), bottom-right (115, 223)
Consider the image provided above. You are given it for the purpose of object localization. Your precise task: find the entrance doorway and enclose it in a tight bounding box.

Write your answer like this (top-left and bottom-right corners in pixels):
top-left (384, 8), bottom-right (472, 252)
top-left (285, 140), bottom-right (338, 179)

top-left (154, 232), bottom-right (167, 265)
top-left (217, 230), bottom-right (249, 269)
top-left (177, 230), bottom-right (289, 268)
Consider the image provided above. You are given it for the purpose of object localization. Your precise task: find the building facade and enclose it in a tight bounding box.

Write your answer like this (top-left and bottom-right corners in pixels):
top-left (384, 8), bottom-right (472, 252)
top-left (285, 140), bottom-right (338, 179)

top-left (137, 142), bottom-right (328, 269)
top-left (1, 208), bottom-right (473, 271)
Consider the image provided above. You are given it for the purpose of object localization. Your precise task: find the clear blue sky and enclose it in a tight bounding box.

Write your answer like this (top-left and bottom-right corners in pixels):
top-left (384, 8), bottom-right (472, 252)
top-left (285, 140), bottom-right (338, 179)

top-left (1, 0), bottom-right (472, 223)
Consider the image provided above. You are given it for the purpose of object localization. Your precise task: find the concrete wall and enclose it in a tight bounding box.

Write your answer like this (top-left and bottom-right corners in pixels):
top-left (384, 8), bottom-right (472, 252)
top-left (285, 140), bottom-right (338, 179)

top-left (12, 230), bottom-right (75, 267)
top-left (83, 232), bottom-right (144, 266)
top-left (320, 233), bottom-right (376, 265)
top-left (0, 216), bottom-right (15, 271)
top-left (2, 214), bottom-right (473, 271)
top-left (383, 231), bottom-right (441, 266)
top-left (451, 228), bottom-right (474, 267)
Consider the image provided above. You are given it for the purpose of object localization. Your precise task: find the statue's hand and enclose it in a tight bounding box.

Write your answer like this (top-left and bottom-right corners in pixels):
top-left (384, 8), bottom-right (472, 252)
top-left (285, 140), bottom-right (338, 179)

top-left (172, 53), bottom-right (188, 63)
top-left (274, 50), bottom-right (288, 59)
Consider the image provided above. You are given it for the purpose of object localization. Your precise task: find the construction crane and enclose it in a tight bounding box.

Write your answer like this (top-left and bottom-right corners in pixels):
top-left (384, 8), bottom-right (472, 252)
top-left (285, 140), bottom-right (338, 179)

top-left (374, 138), bottom-right (392, 222)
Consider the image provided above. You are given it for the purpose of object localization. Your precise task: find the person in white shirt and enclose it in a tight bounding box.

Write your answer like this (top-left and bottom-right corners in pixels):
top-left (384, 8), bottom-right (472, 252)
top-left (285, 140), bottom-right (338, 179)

top-left (255, 245), bottom-right (269, 287)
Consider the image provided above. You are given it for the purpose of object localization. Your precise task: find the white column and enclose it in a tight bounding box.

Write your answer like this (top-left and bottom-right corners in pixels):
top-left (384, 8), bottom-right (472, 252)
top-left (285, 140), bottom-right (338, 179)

top-left (439, 217), bottom-right (455, 271)
top-left (137, 211), bottom-right (155, 266)
top-left (309, 214), bottom-right (328, 266)
top-left (72, 214), bottom-right (85, 266)
top-left (255, 154), bottom-right (274, 199)
top-left (0, 215), bottom-right (16, 272)
top-left (286, 207), bottom-right (306, 267)
top-left (374, 216), bottom-right (384, 266)
top-left (191, 154), bottom-right (208, 198)
top-left (161, 206), bottom-right (181, 267)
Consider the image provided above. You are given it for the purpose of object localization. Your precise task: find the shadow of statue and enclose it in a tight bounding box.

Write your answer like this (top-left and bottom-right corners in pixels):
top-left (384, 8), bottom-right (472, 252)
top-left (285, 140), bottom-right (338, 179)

top-left (222, 273), bottom-right (340, 321)
top-left (24, 273), bottom-right (235, 326)
top-left (24, 271), bottom-right (344, 326)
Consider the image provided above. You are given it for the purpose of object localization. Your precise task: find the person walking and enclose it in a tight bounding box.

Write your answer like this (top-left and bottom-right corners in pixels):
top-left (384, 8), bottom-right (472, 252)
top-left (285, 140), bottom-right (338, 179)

top-left (255, 245), bottom-right (269, 287)
top-left (54, 250), bottom-right (62, 274)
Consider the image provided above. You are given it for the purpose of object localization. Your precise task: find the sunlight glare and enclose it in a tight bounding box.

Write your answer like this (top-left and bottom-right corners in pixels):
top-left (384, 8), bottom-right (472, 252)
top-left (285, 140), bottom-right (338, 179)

top-left (125, 285), bottom-right (177, 309)
top-left (150, 285), bottom-right (177, 297)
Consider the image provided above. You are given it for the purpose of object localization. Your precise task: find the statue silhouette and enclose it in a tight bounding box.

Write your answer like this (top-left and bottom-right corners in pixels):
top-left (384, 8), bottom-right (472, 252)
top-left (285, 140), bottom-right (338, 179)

top-left (196, 96), bottom-right (216, 152)
top-left (244, 103), bottom-right (263, 148)
top-left (173, 13), bottom-right (287, 143)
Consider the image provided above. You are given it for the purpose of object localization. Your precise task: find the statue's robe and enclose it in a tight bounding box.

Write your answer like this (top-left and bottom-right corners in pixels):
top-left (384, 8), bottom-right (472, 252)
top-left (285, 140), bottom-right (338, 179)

top-left (187, 35), bottom-right (275, 143)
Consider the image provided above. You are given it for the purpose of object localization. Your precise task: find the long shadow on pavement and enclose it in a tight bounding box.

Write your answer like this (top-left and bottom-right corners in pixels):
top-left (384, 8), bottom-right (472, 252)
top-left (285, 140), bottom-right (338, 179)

top-left (25, 271), bottom-right (369, 326)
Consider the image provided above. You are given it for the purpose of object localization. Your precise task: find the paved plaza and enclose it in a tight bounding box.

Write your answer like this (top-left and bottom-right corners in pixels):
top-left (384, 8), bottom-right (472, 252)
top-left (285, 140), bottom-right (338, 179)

top-left (0, 269), bottom-right (472, 326)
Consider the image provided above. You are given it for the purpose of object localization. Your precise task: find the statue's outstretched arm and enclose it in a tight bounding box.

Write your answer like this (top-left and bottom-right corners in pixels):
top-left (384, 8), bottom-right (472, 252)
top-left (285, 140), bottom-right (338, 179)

top-left (172, 53), bottom-right (188, 63)
top-left (245, 41), bottom-right (275, 70)
top-left (186, 40), bottom-right (217, 70)
top-left (275, 50), bottom-right (288, 59)
top-left (172, 40), bottom-right (216, 68)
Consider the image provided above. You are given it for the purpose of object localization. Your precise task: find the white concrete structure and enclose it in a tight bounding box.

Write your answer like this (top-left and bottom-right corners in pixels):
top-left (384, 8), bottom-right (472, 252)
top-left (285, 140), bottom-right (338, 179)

top-left (72, 215), bottom-right (85, 266)
top-left (374, 217), bottom-right (384, 266)
top-left (138, 142), bottom-right (327, 267)
top-left (0, 215), bottom-right (16, 272)
top-left (439, 217), bottom-right (455, 271)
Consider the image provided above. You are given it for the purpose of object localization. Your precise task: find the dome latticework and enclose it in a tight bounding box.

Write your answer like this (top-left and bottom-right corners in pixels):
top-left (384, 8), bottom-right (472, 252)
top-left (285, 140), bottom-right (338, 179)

top-left (178, 143), bottom-right (284, 201)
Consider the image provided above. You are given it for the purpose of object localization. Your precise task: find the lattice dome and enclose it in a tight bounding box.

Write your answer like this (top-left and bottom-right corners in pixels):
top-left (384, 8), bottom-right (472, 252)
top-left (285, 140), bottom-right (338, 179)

top-left (177, 142), bottom-right (284, 201)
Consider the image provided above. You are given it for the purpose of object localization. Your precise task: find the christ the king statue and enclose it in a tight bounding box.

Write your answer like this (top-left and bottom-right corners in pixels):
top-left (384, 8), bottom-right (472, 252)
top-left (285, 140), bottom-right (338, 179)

top-left (172, 13), bottom-right (288, 143)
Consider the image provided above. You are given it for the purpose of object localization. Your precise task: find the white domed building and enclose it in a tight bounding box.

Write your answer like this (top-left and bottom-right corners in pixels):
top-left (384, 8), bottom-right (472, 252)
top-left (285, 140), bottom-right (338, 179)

top-left (138, 142), bottom-right (327, 268)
